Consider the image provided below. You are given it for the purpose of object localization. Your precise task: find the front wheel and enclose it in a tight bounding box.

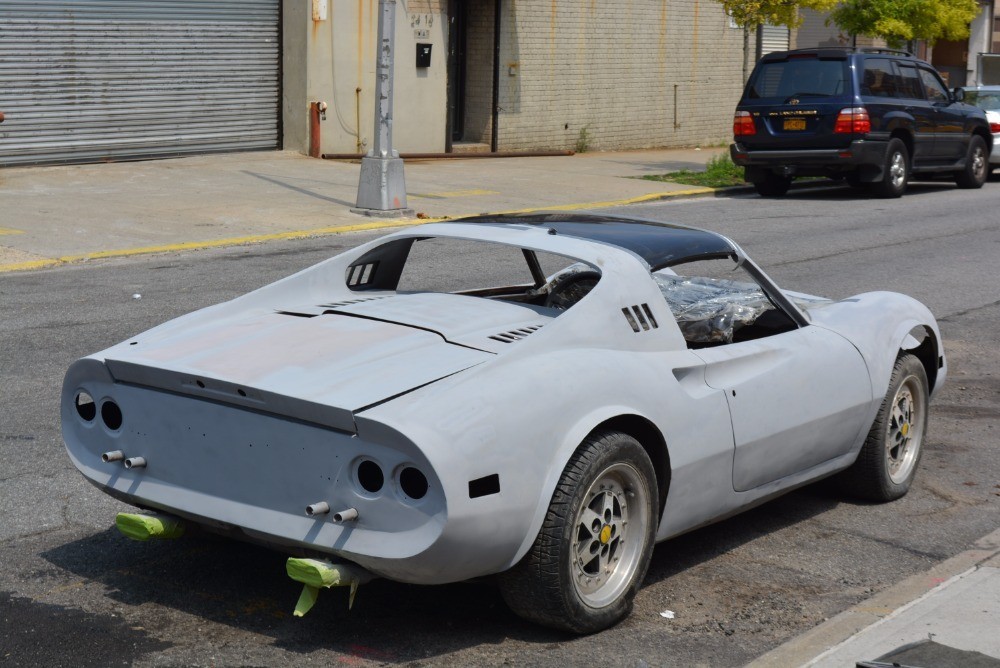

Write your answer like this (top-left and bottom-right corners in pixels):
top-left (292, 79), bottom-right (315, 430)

top-left (873, 138), bottom-right (908, 198)
top-left (955, 135), bottom-right (988, 189)
top-left (835, 354), bottom-right (929, 501)
top-left (498, 431), bottom-right (657, 634)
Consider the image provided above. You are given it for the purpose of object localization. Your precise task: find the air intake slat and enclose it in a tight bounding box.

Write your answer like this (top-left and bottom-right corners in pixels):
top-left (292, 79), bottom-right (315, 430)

top-left (622, 304), bottom-right (658, 333)
top-left (488, 324), bottom-right (544, 343)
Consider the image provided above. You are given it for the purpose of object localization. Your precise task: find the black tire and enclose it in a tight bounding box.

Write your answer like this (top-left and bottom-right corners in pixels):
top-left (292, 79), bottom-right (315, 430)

top-left (955, 135), bottom-right (988, 189)
top-left (498, 431), bottom-right (658, 634)
top-left (872, 138), bottom-right (909, 198)
top-left (835, 354), bottom-right (929, 502)
top-left (753, 172), bottom-right (792, 197)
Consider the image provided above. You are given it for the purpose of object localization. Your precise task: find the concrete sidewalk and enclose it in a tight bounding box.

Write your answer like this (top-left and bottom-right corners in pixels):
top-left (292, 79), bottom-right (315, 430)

top-left (0, 147), bottom-right (724, 272)
top-left (749, 528), bottom-right (1000, 667)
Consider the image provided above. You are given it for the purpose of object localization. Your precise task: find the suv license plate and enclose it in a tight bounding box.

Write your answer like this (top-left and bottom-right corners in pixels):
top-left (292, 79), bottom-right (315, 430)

top-left (783, 118), bottom-right (806, 131)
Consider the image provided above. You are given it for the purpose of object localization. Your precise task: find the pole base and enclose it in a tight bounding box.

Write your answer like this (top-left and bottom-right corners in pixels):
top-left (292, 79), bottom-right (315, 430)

top-left (349, 206), bottom-right (415, 218)
top-left (354, 155), bottom-right (411, 213)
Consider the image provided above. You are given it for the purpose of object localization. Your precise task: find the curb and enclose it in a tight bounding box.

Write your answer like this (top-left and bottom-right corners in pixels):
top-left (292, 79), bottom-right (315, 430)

top-left (0, 180), bottom-right (841, 275)
top-left (746, 527), bottom-right (1000, 668)
top-left (0, 187), bottom-right (711, 274)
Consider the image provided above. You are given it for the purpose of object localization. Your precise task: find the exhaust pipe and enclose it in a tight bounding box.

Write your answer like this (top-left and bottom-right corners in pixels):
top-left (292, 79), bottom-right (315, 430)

top-left (305, 501), bottom-right (330, 516)
top-left (332, 508), bottom-right (358, 523)
top-left (123, 456), bottom-right (146, 469)
top-left (101, 450), bottom-right (125, 463)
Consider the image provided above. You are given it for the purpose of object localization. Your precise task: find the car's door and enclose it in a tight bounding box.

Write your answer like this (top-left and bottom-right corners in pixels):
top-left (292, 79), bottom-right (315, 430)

top-left (692, 326), bottom-right (872, 491)
top-left (655, 258), bottom-right (873, 494)
top-left (895, 62), bottom-right (937, 165)
top-left (917, 66), bottom-right (966, 161)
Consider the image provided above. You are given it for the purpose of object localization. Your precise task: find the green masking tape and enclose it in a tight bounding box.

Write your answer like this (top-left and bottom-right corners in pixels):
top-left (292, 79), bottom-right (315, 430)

top-left (115, 513), bottom-right (185, 541)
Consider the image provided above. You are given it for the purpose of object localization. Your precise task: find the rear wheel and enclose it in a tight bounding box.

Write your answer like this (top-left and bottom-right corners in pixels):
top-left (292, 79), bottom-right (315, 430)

top-left (873, 138), bottom-right (908, 198)
top-left (955, 135), bottom-right (988, 189)
top-left (752, 172), bottom-right (792, 197)
top-left (498, 431), bottom-right (657, 634)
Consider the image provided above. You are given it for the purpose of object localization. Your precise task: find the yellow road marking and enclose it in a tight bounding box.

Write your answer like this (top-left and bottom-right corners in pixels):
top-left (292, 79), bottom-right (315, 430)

top-left (0, 227), bottom-right (25, 235)
top-left (0, 187), bottom-right (715, 274)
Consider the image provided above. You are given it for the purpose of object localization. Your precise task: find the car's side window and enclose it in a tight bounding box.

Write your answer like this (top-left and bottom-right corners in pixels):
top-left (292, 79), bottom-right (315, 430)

top-left (861, 58), bottom-right (898, 97)
top-left (894, 63), bottom-right (924, 99)
top-left (918, 68), bottom-right (949, 103)
top-left (652, 258), bottom-right (799, 349)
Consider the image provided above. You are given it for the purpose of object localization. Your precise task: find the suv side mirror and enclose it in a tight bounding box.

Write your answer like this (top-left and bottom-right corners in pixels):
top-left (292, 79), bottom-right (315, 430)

top-left (952, 88), bottom-right (965, 102)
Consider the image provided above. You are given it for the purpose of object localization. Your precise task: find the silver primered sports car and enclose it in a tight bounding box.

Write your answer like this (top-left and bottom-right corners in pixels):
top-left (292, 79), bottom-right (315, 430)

top-left (62, 213), bottom-right (945, 633)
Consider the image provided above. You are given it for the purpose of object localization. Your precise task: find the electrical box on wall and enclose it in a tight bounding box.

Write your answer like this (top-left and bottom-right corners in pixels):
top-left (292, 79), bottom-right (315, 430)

top-left (311, 0), bottom-right (327, 21)
top-left (416, 43), bottom-right (432, 68)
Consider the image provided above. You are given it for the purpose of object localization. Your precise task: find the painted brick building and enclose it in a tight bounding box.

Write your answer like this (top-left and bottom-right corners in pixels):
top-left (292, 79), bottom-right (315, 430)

top-left (286, 0), bottom-right (752, 156)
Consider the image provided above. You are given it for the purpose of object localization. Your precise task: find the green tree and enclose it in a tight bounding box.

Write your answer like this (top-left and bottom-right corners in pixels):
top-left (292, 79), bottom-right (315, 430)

top-left (830, 0), bottom-right (980, 47)
top-left (717, 0), bottom-right (840, 81)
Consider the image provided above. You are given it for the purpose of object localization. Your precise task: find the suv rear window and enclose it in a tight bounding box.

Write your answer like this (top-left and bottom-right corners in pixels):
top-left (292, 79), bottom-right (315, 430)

top-left (746, 57), bottom-right (849, 101)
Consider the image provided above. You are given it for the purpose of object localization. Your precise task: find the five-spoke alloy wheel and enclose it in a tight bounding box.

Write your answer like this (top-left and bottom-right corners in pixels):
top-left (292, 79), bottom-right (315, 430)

top-left (499, 431), bottom-right (657, 634)
top-left (836, 353), bottom-right (929, 501)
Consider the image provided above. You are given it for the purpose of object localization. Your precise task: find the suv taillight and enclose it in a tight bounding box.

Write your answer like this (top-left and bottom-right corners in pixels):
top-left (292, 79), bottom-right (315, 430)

top-left (733, 111), bottom-right (756, 136)
top-left (834, 107), bottom-right (871, 134)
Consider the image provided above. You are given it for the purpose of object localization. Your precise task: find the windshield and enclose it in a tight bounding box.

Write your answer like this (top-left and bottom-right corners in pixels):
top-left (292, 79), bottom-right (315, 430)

top-left (747, 57), bottom-right (850, 102)
top-left (965, 90), bottom-right (1000, 111)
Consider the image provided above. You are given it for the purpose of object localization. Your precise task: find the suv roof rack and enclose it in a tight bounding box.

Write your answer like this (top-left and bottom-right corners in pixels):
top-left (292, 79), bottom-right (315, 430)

top-left (777, 46), bottom-right (914, 58)
top-left (857, 47), bottom-right (913, 57)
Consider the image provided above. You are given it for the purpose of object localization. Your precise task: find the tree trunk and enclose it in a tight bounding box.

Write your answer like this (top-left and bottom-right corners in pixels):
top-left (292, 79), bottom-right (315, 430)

top-left (743, 25), bottom-right (751, 83)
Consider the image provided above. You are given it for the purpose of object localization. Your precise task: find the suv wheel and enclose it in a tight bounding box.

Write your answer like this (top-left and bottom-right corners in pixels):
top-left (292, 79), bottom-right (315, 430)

top-left (873, 139), bottom-right (908, 198)
top-left (753, 172), bottom-right (792, 197)
top-left (955, 135), bottom-right (988, 189)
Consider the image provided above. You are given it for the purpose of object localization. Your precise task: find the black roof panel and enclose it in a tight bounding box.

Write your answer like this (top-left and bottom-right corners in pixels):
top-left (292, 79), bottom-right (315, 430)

top-left (454, 213), bottom-right (736, 270)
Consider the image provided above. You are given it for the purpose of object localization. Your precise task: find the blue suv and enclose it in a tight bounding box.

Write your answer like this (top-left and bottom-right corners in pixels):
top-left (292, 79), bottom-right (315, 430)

top-left (730, 48), bottom-right (992, 197)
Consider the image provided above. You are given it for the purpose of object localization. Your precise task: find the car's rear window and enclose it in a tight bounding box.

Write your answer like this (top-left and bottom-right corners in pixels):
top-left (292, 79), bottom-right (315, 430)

top-left (966, 90), bottom-right (1000, 111)
top-left (746, 57), bottom-right (850, 102)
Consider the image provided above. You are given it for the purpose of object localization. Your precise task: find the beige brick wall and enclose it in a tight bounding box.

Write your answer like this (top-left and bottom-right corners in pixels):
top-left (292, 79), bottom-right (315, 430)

top-left (460, 0), bottom-right (749, 151)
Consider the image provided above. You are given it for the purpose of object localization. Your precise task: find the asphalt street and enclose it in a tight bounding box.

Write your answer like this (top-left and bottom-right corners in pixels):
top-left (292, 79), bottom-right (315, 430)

top-left (2, 180), bottom-right (999, 667)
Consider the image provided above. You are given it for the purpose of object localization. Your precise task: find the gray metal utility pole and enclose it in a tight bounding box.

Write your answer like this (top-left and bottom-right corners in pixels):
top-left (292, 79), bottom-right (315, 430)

top-left (352, 0), bottom-right (413, 217)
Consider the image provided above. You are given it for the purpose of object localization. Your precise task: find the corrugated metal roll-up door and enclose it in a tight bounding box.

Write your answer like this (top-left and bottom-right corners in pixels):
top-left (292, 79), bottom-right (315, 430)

top-left (759, 23), bottom-right (790, 57)
top-left (0, 0), bottom-right (279, 167)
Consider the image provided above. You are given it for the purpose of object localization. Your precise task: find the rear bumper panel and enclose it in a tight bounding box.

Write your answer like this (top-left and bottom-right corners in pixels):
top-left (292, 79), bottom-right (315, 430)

top-left (731, 139), bottom-right (889, 177)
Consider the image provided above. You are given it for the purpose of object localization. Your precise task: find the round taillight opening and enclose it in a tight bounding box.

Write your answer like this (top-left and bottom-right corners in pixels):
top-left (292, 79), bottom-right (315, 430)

top-left (101, 400), bottom-right (123, 431)
top-left (357, 460), bottom-right (384, 494)
top-left (399, 467), bottom-right (428, 500)
top-left (75, 392), bottom-right (97, 422)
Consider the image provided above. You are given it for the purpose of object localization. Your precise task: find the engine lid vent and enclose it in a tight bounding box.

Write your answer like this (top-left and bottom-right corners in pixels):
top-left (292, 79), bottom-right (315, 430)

top-left (320, 296), bottom-right (390, 309)
top-left (488, 324), bottom-right (543, 343)
top-left (622, 304), bottom-right (658, 332)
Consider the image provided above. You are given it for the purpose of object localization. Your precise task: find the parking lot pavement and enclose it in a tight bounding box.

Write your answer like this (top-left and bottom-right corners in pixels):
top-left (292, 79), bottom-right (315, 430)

top-left (0, 147), bottom-right (722, 271)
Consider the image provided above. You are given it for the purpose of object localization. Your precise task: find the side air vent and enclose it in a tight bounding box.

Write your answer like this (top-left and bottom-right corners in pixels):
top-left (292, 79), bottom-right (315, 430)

top-left (622, 304), bottom-right (658, 333)
top-left (488, 324), bottom-right (543, 343)
top-left (346, 261), bottom-right (379, 287)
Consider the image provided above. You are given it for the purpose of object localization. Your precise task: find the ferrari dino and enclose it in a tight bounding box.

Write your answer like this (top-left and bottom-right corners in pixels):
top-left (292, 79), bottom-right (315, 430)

top-left (62, 213), bottom-right (944, 633)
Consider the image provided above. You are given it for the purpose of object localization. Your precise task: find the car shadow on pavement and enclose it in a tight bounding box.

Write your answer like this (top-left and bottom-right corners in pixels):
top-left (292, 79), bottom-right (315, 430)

top-left (40, 526), bottom-right (557, 660)
top-left (40, 483), bottom-right (848, 661)
top-left (771, 181), bottom-right (966, 202)
top-left (643, 484), bottom-right (844, 588)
